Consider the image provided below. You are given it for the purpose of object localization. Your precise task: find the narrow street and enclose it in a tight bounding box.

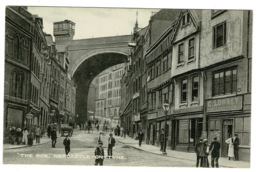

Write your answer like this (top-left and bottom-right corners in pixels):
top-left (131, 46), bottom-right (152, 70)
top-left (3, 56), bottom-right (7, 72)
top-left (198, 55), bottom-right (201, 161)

top-left (3, 130), bottom-right (194, 167)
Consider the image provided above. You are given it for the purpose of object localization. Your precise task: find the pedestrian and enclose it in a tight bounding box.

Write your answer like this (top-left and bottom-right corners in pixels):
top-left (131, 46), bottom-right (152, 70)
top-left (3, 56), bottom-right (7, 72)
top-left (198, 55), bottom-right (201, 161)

top-left (107, 133), bottom-right (116, 158)
top-left (95, 141), bottom-right (105, 166)
top-left (27, 130), bottom-right (34, 146)
top-left (35, 126), bottom-right (41, 144)
top-left (138, 130), bottom-right (144, 147)
top-left (63, 135), bottom-right (71, 158)
top-left (120, 127), bottom-right (124, 137)
top-left (97, 124), bottom-right (99, 132)
top-left (10, 126), bottom-right (16, 144)
top-left (195, 138), bottom-right (204, 167)
top-left (16, 127), bottom-right (22, 145)
top-left (196, 138), bottom-right (208, 167)
top-left (51, 128), bottom-right (57, 148)
top-left (159, 129), bottom-right (165, 152)
top-left (22, 128), bottom-right (28, 145)
top-left (203, 139), bottom-right (210, 168)
top-left (233, 134), bottom-right (240, 161)
top-left (47, 124), bottom-right (52, 138)
top-left (225, 134), bottom-right (234, 160)
top-left (209, 137), bottom-right (221, 168)
top-left (98, 132), bottom-right (103, 143)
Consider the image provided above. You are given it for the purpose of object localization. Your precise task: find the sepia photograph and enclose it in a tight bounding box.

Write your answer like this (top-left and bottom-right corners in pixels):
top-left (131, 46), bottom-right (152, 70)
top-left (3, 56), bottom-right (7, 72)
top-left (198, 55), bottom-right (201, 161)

top-left (1, 0), bottom-right (258, 170)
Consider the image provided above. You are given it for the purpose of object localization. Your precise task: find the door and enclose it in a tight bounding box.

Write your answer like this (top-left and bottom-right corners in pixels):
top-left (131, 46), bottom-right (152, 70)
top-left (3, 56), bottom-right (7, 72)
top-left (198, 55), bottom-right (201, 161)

top-left (152, 124), bottom-right (156, 145)
top-left (222, 119), bottom-right (233, 157)
top-left (171, 120), bottom-right (176, 150)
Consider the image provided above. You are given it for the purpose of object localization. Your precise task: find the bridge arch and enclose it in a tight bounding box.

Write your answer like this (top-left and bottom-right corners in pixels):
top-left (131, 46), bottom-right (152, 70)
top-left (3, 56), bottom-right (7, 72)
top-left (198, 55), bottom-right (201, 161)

top-left (72, 52), bottom-right (128, 123)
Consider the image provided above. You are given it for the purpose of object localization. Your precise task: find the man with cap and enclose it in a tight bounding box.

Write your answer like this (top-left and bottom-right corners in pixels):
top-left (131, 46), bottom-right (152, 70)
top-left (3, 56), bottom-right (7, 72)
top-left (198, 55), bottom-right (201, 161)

top-left (195, 138), bottom-right (204, 167)
top-left (107, 133), bottom-right (116, 158)
top-left (159, 129), bottom-right (165, 152)
top-left (51, 128), bottom-right (57, 148)
top-left (63, 135), bottom-right (71, 158)
top-left (95, 141), bottom-right (105, 166)
top-left (209, 137), bottom-right (221, 167)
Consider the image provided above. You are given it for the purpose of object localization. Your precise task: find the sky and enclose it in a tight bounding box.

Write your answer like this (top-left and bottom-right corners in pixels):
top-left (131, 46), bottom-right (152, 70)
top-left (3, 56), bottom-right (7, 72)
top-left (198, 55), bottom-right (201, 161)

top-left (27, 7), bottom-right (160, 40)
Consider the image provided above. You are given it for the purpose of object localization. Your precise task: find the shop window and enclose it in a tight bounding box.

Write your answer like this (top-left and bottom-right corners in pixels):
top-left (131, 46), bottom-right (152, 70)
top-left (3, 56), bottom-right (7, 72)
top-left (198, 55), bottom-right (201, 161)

top-left (181, 79), bottom-right (187, 103)
top-left (178, 43), bottom-right (184, 63)
top-left (234, 117), bottom-right (250, 146)
top-left (213, 68), bottom-right (237, 96)
top-left (192, 75), bottom-right (199, 102)
top-left (213, 22), bottom-right (226, 49)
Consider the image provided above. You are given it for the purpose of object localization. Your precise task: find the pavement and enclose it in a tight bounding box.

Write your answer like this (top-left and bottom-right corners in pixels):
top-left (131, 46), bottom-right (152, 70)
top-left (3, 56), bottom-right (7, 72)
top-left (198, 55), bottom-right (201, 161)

top-left (114, 135), bottom-right (250, 168)
top-left (3, 130), bottom-right (250, 168)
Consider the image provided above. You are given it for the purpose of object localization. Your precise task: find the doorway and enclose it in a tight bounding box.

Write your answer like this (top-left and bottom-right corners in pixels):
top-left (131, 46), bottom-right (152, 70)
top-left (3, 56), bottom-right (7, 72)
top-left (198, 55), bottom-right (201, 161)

top-left (222, 119), bottom-right (233, 157)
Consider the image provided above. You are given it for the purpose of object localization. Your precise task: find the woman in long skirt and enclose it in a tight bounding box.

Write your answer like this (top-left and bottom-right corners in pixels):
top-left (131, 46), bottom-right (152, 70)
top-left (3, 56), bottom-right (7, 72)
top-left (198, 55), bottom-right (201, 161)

top-left (225, 134), bottom-right (234, 160)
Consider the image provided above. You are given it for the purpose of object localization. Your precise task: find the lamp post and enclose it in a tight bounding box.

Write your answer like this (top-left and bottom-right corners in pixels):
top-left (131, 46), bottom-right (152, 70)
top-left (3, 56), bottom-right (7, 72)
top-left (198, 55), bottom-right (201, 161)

top-left (162, 100), bottom-right (170, 155)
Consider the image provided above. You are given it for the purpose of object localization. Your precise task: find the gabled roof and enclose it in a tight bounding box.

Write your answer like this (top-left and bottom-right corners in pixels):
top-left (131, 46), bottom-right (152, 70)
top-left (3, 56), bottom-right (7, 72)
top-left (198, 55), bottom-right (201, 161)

top-left (151, 9), bottom-right (182, 21)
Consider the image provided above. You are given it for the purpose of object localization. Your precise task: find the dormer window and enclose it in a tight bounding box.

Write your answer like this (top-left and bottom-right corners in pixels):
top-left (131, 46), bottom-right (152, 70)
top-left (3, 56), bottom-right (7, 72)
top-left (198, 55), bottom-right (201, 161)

top-left (182, 13), bottom-right (190, 26)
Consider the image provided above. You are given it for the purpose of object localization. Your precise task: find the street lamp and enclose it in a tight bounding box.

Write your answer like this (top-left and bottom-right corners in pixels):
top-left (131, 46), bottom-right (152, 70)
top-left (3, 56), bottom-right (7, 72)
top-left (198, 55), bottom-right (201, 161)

top-left (162, 100), bottom-right (170, 155)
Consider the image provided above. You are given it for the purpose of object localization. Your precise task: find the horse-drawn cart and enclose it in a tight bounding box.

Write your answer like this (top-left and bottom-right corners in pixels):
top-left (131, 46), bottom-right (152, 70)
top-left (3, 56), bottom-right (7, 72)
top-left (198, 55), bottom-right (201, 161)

top-left (60, 124), bottom-right (73, 137)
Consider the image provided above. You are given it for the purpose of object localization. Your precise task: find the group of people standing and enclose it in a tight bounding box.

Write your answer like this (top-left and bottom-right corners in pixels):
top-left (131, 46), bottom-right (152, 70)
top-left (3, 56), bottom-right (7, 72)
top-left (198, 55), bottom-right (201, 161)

top-left (95, 132), bottom-right (116, 166)
top-left (7, 125), bottom-right (44, 146)
top-left (195, 134), bottom-right (240, 168)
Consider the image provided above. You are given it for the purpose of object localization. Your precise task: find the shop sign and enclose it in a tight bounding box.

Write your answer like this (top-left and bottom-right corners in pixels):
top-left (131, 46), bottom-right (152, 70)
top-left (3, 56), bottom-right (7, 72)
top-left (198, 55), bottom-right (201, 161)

top-left (206, 96), bottom-right (243, 112)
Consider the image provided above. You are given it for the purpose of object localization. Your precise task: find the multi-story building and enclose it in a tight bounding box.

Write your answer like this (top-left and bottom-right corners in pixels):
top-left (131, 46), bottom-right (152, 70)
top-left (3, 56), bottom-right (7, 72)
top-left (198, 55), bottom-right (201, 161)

top-left (4, 7), bottom-right (33, 134)
top-left (170, 9), bottom-right (203, 151)
top-left (200, 10), bottom-right (252, 161)
top-left (145, 9), bottom-right (181, 147)
top-left (94, 64), bottom-right (125, 128)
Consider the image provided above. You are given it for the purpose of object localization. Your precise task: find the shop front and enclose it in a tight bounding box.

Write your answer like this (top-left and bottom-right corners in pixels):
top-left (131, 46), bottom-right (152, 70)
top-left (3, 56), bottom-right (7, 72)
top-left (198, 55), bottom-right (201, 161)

top-left (206, 95), bottom-right (251, 161)
top-left (173, 115), bottom-right (203, 152)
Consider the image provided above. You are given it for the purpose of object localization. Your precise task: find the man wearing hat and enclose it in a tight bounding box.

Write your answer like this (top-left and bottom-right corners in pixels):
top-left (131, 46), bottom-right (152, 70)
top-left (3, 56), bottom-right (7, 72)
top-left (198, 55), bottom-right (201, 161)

top-left (63, 135), bottom-right (71, 158)
top-left (51, 128), bottom-right (57, 148)
top-left (107, 133), bottom-right (116, 158)
top-left (95, 141), bottom-right (105, 165)
top-left (159, 129), bottom-right (165, 152)
top-left (195, 138), bottom-right (204, 167)
top-left (209, 137), bottom-right (221, 167)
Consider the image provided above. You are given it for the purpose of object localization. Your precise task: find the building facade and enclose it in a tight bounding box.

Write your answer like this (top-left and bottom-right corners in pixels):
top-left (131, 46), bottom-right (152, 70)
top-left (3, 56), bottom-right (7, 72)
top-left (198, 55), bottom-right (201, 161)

top-left (4, 7), bottom-right (33, 135)
top-left (200, 10), bottom-right (252, 161)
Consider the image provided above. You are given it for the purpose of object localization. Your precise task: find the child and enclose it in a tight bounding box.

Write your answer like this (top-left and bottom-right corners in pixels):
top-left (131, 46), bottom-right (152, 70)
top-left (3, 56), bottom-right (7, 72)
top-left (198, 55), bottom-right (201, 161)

top-left (94, 141), bottom-right (105, 166)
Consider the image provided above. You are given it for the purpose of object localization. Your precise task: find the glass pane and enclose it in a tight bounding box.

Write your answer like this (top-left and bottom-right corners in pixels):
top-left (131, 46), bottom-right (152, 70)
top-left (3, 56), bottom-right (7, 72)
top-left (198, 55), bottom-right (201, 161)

top-left (242, 132), bottom-right (250, 146)
top-left (235, 118), bottom-right (243, 132)
top-left (243, 117), bottom-right (250, 132)
top-left (215, 120), bottom-right (221, 130)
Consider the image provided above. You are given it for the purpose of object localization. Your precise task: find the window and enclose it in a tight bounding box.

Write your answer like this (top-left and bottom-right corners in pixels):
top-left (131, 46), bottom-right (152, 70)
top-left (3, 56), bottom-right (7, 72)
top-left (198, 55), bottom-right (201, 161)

top-left (213, 68), bottom-right (237, 96)
top-left (13, 35), bottom-right (19, 60)
top-left (158, 90), bottom-right (162, 108)
top-left (11, 71), bottom-right (23, 99)
top-left (162, 55), bottom-right (168, 72)
top-left (163, 86), bottom-right (169, 103)
top-left (156, 60), bottom-right (161, 77)
top-left (178, 43), bottom-right (184, 63)
top-left (181, 79), bottom-right (187, 103)
top-left (171, 83), bottom-right (175, 105)
top-left (182, 13), bottom-right (190, 26)
top-left (192, 76), bottom-right (199, 101)
top-left (188, 38), bottom-right (195, 60)
top-left (213, 22), bottom-right (226, 48)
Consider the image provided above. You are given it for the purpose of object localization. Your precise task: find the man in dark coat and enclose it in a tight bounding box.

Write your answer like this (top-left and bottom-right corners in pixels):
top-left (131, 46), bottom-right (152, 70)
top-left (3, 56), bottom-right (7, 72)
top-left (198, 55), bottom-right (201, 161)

top-left (209, 137), bottom-right (221, 168)
top-left (107, 133), bottom-right (116, 158)
top-left (47, 125), bottom-right (52, 138)
top-left (138, 130), bottom-right (144, 147)
top-left (51, 128), bottom-right (57, 148)
top-left (95, 141), bottom-right (105, 166)
top-left (196, 138), bottom-right (208, 167)
top-left (63, 135), bottom-right (71, 158)
top-left (195, 138), bottom-right (204, 167)
top-left (159, 129), bottom-right (165, 152)
top-left (233, 134), bottom-right (240, 161)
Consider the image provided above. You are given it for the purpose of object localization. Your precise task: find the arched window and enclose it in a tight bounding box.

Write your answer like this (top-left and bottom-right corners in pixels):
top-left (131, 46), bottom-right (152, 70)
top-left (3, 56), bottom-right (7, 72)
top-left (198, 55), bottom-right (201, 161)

top-left (13, 35), bottom-right (19, 59)
top-left (20, 38), bottom-right (25, 62)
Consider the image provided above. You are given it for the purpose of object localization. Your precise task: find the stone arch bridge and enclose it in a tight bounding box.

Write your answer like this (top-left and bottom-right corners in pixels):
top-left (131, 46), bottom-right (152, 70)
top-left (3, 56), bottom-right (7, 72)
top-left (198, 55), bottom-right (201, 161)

top-left (56, 35), bottom-right (131, 122)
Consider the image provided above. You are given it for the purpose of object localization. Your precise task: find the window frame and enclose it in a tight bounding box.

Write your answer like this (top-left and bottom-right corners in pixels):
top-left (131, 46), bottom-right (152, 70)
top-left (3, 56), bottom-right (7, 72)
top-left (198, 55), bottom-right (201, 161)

top-left (213, 21), bottom-right (227, 49)
top-left (178, 43), bottom-right (184, 64)
top-left (181, 78), bottom-right (188, 103)
top-left (188, 38), bottom-right (195, 60)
